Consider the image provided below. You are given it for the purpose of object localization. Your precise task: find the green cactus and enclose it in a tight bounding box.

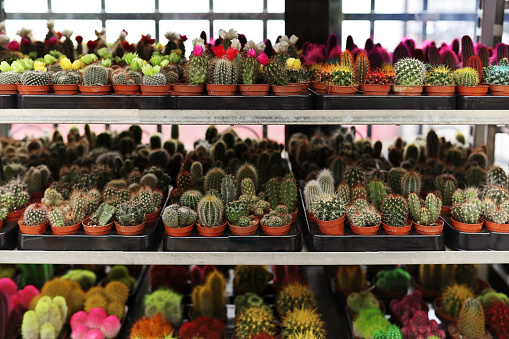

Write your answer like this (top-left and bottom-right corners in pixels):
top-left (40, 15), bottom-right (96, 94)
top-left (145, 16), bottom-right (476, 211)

top-left (115, 200), bottom-right (145, 226)
top-left (82, 64), bottom-right (108, 86)
top-left (395, 57), bottom-right (426, 86)
top-left (188, 53), bottom-right (207, 86)
top-left (197, 194), bottom-right (224, 227)
top-left (260, 210), bottom-right (291, 227)
top-left (381, 194), bottom-right (409, 227)
top-left (142, 64), bottom-right (167, 85)
top-left (191, 270), bottom-right (226, 319)
top-left (236, 163), bottom-right (258, 193)
top-left (22, 203), bottom-right (49, 226)
top-left (487, 166), bottom-right (508, 187)
top-left (453, 67), bottom-right (479, 87)
top-left (226, 200), bottom-right (248, 226)
top-left (233, 265), bottom-right (272, 295)
top-left (457, 298), bottom-right (486, 338)
top-left (204, 167), bottom-right (226, 193)
top-left (209, 58), bottom-right (237, 85)
top-left (133, 186), bottom-right (161, 214)
top-left (317, 169), bottom-right (335, 194)
top-left (313, 193), bottom-right (345, 221)
top-left (346, 199), bottom-right (381, 227)
top-left (336, 183), bottom-right (351, 206)
top-left (347, 291), bottom-right (380, 315)
top-left (367, 180), bottom-right (387, 211)
top-left (388, 168), bottom-right (406, 195)
top-left (262, 59), bottom-right (288, 86)
top-left (265, 177), bottom-right (280, 209)
top-left (344, 165), bottom-right (365, 189)
top-left (89, 203), bottom-right (115, 226)
top-left (21, 70), bottom-right (50, 86)
top-left (442, 284), bottom-right (475, 318)
top-left (330, 65), bottom-right (354, 86)
top-left (303, 180), bottom-right (321, 214)
top-left (409, 193), bottom-right (442, 226)
top-left (400, 170), bottom-right (422, 198)
top-left (235, 305), bottom-right (275, 339)
top-left (330, 157), bottom-right (345, 185)
top-left (241, 54), bottom-right (260, 85)
top-left (162, 204), bottom-right (196, 228)
top-left (279, 176), bottom-right (298, 213)
top-left (179, 190), bottom-right (203, 211)
top-left (276, 282), bottom-right (316, 317)
top-left (452, 198), bottom-right (482, 224)
top-left (52, 70), bottom-right (81, 85)
top-left (190, 161), bottom-right (204, 189)
top-left (220, 175), bottom-right (237, 203)
top-left (257, 152), bottom-right (270, 184)
top-left (426, 65), bottom-right (454, 86)
top-left (176, 171), bottom-right (193, 191)
top-left (466, 166), bottom-right (485, 188)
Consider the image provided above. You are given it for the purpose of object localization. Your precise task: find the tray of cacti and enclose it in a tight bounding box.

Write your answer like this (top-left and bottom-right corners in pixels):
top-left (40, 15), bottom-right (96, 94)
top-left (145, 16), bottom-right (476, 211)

top-left (17, 184), bottom-right (168, 251)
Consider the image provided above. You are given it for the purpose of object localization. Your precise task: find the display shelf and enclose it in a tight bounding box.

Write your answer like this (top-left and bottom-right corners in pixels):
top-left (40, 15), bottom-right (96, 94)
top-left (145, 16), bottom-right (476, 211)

top-left (0, 109), bottom-right (508, 125)
top-left (18, 94), bottom-right (171, 109)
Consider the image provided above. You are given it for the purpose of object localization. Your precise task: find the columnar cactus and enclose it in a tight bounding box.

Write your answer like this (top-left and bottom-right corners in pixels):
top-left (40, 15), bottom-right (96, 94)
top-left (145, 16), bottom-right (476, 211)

top-left (408, 193), bottom-right (442, 226)
top-left (457, 298), bottom-right (486, 338)
top-left (442, 284), bottom-right (475, 319)
top-left (204, 167), bottom-right (226, 193)
top-left (210, 58), bottom-right (237, 85)
top-left (261, 58), bottom-right (288, 86)
top-left (176, 171), bottom-right (193, 191)
top-left (197, 195), bottom-right (224, 227)
top-left (179, 190), bottom-right (203, 211)
top-left (1, 182), bottom-right (30, 211)
top-left (134, 187), bottom-right (161, 214)
top-left (303, 180), bottom-right (321, 213)
top-left (355, 52), bottom-right (370, 85)
top-left (452, 199), bottom-right (482, 224)
top-left (395, 58), bottom-right (426, 86)
top-left (265, 177), bottom-right (280, 209)
top-left (22, 203), bottom-right (49, 226)
top-left (344, 165), bottom-right (365, 189)
top-left (241, 49), bottom-right (260, 85)
top-left (188, 45), bottom-right (207, 86)
top-left (279, 175), bottom-right (297, 213)
top-left (236, 163), bottom-right (258, 192)
top-left (381, 194), bottom-right (409, 227)
top-left (367, 180), bottom-right (387, 211)
top-left (388, 168), bottom-right (406, 195)
top-left (317, 169), bottom-right (335, 194)
top-left (220, 175), bottom-right (237, 203)
top-left (401, 171), bottom-right (422, 198)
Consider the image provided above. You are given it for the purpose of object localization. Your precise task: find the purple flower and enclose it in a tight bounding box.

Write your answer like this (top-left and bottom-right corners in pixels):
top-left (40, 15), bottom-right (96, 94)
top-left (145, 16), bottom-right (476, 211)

top-left (7, 41), bottom-right (19, 51)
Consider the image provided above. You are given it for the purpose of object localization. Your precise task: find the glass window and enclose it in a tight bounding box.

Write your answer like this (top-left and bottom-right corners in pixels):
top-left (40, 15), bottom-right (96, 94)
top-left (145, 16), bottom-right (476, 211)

top-left (53, 20), bottom-right (103, 43)
top-left (341, 20), bottom-right (370, 49)
top-left (407, 0), bottom-right (423, 14)
top-left (105, 0), bottom-right (155, 13)
top-left (213, 20), bottom-right (263, 42)
top-left (52, 0), bottom-right (101, 13)
top-left (4, 0), bottom-right (47, 13)
top-left (267, 20), bottom-right (285, 42)
top-left (427, 0), bottom-right (476, 12)
top-left (267, 0), bottom-right (285, 13)
top-left (375, 0), bottom-right (405, 14)
top-left (406, 21), bottom-right (424, 43)
top-left (159, 20), bottom-right (210, 56)
top-left (426, 21), bottom-right (475, 45)
top-left (342, 0), bottom-right (370, 14)
top-left (213, 0), bottom-right (263, 13)
top-left (105, 20), bottom-right (156, 44)
top-left (159, 0), bottom-right (210, 13)
top-left (374, 21), bottom-right (405, 51)
top-left (5, 20), bottom-right (48, 41)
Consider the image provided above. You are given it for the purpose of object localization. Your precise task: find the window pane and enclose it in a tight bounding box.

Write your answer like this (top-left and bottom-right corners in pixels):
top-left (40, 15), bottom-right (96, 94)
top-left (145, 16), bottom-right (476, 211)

top-left (406, 21), bottom-right (424, 45)
top-left (159, 0), bottom-right (209, 12)
top-left (4, 0), bottom-right (47, 12)
top-left (267, 20), bottom-right (285, 42)
top-left (375, 0), bottom-right (405, 13)
top-left (213, 20), bottom-right (263, 42)
top-left (213, 0), bottom-right (263, 13)
top-left (52, 20), bottom-right (103, 43)
top-left (105, 20), bottom-right (156, 44)
top-left (341, 21), bottom-right (370, 49)
top-left (426, 21), bottom-right (475, 45)
top-left (160, 20), bottom-right (210, 57)
top-left (374, 21), bottom-right (404, 51)
top-left (268, 0), bottom-right (285, 13)
top-left (407, 0), bottom-right (423, 13)
top-left (105, 0), bottom-right (155, 13)
top-left (427, 0), bottom-right (476, 12)
top-left (342, 0), bottom-right (370, 14)
top-left (5, 20), bottom-right (47, 41)
top-left (52, 0), bottom-right (101, 13)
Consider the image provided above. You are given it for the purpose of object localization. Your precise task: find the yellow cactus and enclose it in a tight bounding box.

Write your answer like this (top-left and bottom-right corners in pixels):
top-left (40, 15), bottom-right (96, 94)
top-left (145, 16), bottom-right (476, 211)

top-left (282, 307), bottom-right (326, 339)
top-left (71, 60), bottom-right (83, 70)
top-left (34, 61), bottom-right (47, 72)
top-left (60, 57), bottom-right (72, 70)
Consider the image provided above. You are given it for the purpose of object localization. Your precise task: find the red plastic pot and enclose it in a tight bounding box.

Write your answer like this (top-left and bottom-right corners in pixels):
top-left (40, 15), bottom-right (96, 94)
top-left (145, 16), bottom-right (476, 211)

top-left (79, 85), bottom-right (111, 95)
top-left (382, 219), bottom-right (412, 235)
top-left (145, 207), bottom-right (161, 224)
top-left (315, 214), bottom-right (345, 235)
top-left (451, 217), bottom-right (483, 233)
top-left (441, 205), bottom-right (451, 214)
top-left (19, 221), bottom-right (49, 235)
top-left (115, 221), bottom-right (146, 236)
top-left (392, 85), bottom-right (423, 96)
top-left (271, 84), bottom-right (301, 96)
top-left (489, 84), bottom-right (509, 96)
top-left (228, 221), bottom-right (258, 236)
top-left (413, 219), bottom-right (444, 235)
top-left (484, 219), bottom-right (509, 233)
top-left (172, 84), bottom-right (204, 96)
top-left (238, 84), bottom-right (270, 96)
top-left (113, 84), bottom-right (140, 95)
top-left (0, 84), bottom-right (18, 94)
top-left (165, 223), bottom-right (194, 237)
top-left (424, 85), bottom-right (456, 96)
top-left (140, 84), bottom-right (171, 96)
top-left (6, 207), bottom-right (26, 222)
top-left (206, 84), bottom-right (237, 96)
top-left (306, 210), bottom-right (316, 223)
top-left (360, 84), bottom-right (391, 95)
top-left (457, 85), bottom-right (488, 96)
top-left (310, 80), bottom-right (327, 94)
top-left (261, 222), bottom-right (291, 236)
top-left (327, 85), bottom-right (357, 95)
top-left (51, 221), bottom-right (81, 235)
top-left (350, 222), bottom-right (380, 235)
top-left (290, 207), bottom-right (298, 223)
top-left (0, 219), bottom-right (4, 230)
top-left (82, 217), bottom-right (113, 236)
top-left (53, 84), bottom-right (79, 95)
top-left (18, 84), bottom-right (50, 95)
top-left (197, 221), bottom-right (226, 237)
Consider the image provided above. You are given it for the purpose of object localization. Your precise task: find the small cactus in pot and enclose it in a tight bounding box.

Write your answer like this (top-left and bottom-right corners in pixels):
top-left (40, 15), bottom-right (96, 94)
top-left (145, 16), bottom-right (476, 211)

top-left (381, 193), bottom-right (409, 228)
top-left (225, 200), bottom-right (254, 227)
top-left (162, 204), bottom-right (196, 228)
top-left (0, 60), bottom-right (23, 90)
top-left (408, 192), bottom-right (442, 226)
top-left (0, 181), bottom-right (30, 212)
top-left (346, 199), bottom-right (381, 227)
top-left (20, 202), bottom-right (49, 226)
top-left (141, 64), bottom-right (167, 86)
top-left (115, 200), bottom-right (146, 226)
top-left (451, 196), bottom-right (483, 225)
top-left (313, 193), bottom-right (345, 222)
top-left (197, 194), bottom-right (224, 227)
top-left (260, 209), bottom-right (292, 228)
top-left (87, 202), bottom-right (115, 226)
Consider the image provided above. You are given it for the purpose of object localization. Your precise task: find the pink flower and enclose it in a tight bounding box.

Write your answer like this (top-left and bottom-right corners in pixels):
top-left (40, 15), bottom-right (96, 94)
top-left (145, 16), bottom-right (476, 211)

top-left (45, 36), bottom-right (58, 47)
top-left (247, 48), bottom-right (256, 58)
top-left (226, 47), bottom-right (238, 61)
top-left (180, 34), bottom-right (188, 41)
top-left (100, 315), bottom-right (121, 338)
top-left (20, 37), bottom-right (31, 46)
top-left (213, 45), bottom-right (226, 58)
top-left (257, 52), bottom-right (269, 66)
top-left (193, 45), bottom-right (203, 57)
top-left (7, 41), bottom-right (19, 51)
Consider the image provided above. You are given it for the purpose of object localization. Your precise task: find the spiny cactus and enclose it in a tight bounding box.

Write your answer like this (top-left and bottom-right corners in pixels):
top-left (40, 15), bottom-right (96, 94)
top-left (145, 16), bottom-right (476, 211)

top-left (457, 298), bottom-right (486, 338)
top-left (452, 197), bottom-right (482, 224)
top-left (191, 270), bottom-right (226, 319)
top-left (344, 164), bottom-right (365, 189)
top-left (279, 175), bottom-right (298, 213)
top-left (115, 200), bottom-right (145, 226)
top-left (426, 65), bottom-right (454, 86)
top-left (21, 70), bottom-right (51, 86)
top-left (262, 58), bottom-right (288, 86)
top-left (276, 282), bottom-right (316, 316)
top-left (209, 58), bottom-right (237, 85)
top-left (303, 180), bottom-right (321, 214)
top-left (226, 200), bottom-right (249, 226)
top-left (453, 67), bottom-right (479, 87)
top-left (197, 194), bottom-right (224, 227)
top-left (82, 64), bottom-right (108, 86)
top-left (317, 169), bottom-right (335, 194)
top-left (313, 193), bottom-right (345, 222)
top-left (179, 189), bottom-right (203, 211)
top-left (220, 175), bottom-right (237, 203)
top-left (282, 307), bottom-right (326, 339)
top-left (88, 202), bottom-right (115, 226)
top-left (236, 163), bottom-right (258, 193)
top-left (346, 199), bottom-right (381, 227)
top-left (235, 305), bottom-right (275, 339)
top-left (487, 166), bottom-right (508, 187)
top-left (142, 64), bottom-right (167, 86)
top-left (442, 284), bottom-right (475, 318)
top-left (233, 265), bottom-right (272, 295)
top-left (408, 193), bottom-right (442, 226)
top-left (381, 194), bottom-right (409, 227)
top-left (395, 57), bottom-right (426, 86)
top-left (329, 65), bottom-right (354, 86)
top-left (367, 180), bottom-right (387, 211)
top-left (204, 167), bottom-right (226, 193)
top-left (162, 204), bottom-right (196, 228)
top-left (22, 203), bottom-right (49, 226)
top-left (388, 168), bottom-right (406, 195)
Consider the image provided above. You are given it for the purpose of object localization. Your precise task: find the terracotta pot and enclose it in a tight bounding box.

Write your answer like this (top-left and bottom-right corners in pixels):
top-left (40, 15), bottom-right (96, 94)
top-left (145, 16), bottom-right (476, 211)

top-left (79, 85), bottom-right (111, 95)
top-left (271, 84), bottom-right (301, 96)
top-left (457, 85), bottom-right (488, 96)
top-left (0, 219), bottom-right (4, 230)
top-left (228, 221), bottom-right (258, 236)
top-left (197, 221), bottom-right (227, 237)
top-left (165, 223), bottom-right (194, 237)
top-left (261, 222), bottom-right (291, 236)
top-left (115, 221), bottom-right (146, 236)
top-left (413, 278), bottom-right (441, 299)
top-left (484, 219), bottom-right (509, 233)
top-left (350, 222), bottom-right (380, 235)
top-left (290, 207), bottom-right (298, 223)
top-left (451, 217), bottom-right (483, 233)
top-left (424, 85), bottom-right (456, 96)
top-left (113, 84), bottom-right (140, 95)
top-left (310, 81), bottom-right (327, 94)
top-left (30, 191), bottom-right (44, 200)
top-left (172, 84), bottom-right (204, 96)
top-left (441, 205), bottom-right (451, 214)
top-left (360, 84), bottom-right (391, 95)
top-left (53, 84), bottom-right (79, 95)
top-left (489, 84), bottom-right (509, 96)
top-left (140, 85), bottom-right (171, 96)
top-left (315, 214), bottom-right (345, 235)
top-left (291, 82), bottom-right (309, 94)
top-left (433, 299), bottom-right (457, 324)
top-left (306, 210), bottom-right (316, 223)
top-left (392, 85), bottom-right (423, 96)
top-left (238, 84), bottom-right (270, 96)
top-left (0, 84), bottom-right (18, 94)
top-left (82, 217), bottom-right (113, 236)
top-left (19, 221), bottom-right (49, 235)
top-left (327, 84), bottom-right (357, 95)
top-left (382, 219), bottom-right (412, 235)
top-left (206, 84), bottom-right (237, 96)
top-left (391, 301), bottom-right (429, 325)
top-left (413, 219), bottom-right (444, 235)
top-left (145, 207), bottom-right (161, 224)
top-left (7, 207), bottom-right (26, 222)
top-left (374, 285), bottom-right (408, 299)
top-left (17, 84), bottom-right (50, 95)
top-left (51, 221), bottom-right (81, 235)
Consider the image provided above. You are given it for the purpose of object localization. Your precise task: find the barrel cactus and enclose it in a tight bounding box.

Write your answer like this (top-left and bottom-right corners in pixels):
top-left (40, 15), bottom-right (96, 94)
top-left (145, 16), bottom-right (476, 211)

top-left (313, 193), bottom-right (345, 222)
top-left (453, 67), bottom-right (479, 87)
top-left (83, 64), bottom-right (109, 86)
top-left (197, 194), bottom-right (224, 227)
top-left (22, 203), bottom-right (49, 226)
top-left (162, 204), bottom-right (196, 228)
top-left (381, 194), bottom-right (409, 227)
top-left (179, 189), bottom-right (203, 211)
top-left (395, 57), bottom-right (426, 86)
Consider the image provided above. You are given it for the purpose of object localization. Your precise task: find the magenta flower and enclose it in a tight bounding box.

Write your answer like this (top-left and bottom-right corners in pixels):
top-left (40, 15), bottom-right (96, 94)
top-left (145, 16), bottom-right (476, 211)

top-left (7, 41), bottom-right (19, 51)
top-left (20, 37), bottom-right (31, 46)
top-left (257, 52), bottom-right (269, 66)
top-left (193, 44), bottom-right (203, 57)
top-left (247, 48), bottom-right (256, 58)
top-left (45, 36), bottom-right (58, 47)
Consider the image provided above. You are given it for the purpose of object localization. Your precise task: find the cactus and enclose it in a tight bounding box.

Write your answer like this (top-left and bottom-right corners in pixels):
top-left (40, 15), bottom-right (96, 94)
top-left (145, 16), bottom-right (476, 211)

top-left (220, 175), bottom-right (237, 203)
top-left (162, 204), bottom-right (196, 228)
top-left (316, 169), bottom-right (335, 194)
top-left (52, 70), bottom-right (81, 85)
top-left (133, 186), bottom-right (161, 214)
top-left (197, 194), bottom-right (224, 227)
top-left (455, 264), bottom-right (477, 286)
top-left (340, 50), bottom-right (353, 68)
top-left (276, 282), bottom-right (316, 316)
top-left (144, 289), bottom-right (183, 325)
top-left (236, 163), bottom-right (258, 192)
top-left (241, 51), bottom-right (260, 85)
top-left (329, 65), bottom-right (354, 86)
top-left (466, 166), bottom-right (485, 188)
top-left (395, 57), bottom-right (426, 86)
top-left (442, 284), bottom-right (475, 319)
top-left (179, 190), bottom-right (203, 210)
top-left (457, 298), bottom-right (486, 338)
top-left (115, 200), bottom-right (145, 226)
top-left (347, 291), bottom-right (379, 315)
top-left (191, 270), bottom-right (226, 319)
top-left (82, 64), bottom-right (108, 86)
top-left (303, 180), bottom-right (321, 213)
top-left (262, 59), bottom-right (288, 86)
top-left (453, 67), bottom-right (479, 87)
top-left (409, 193), bottom-right (442, 226)
top-left (260, 210), bottom-right (291, 227)
top-left (188, 45), bottom-right (208, 86)
top-left (88, 202), bottom-right (115, 226)
top-left (204, 167), bottom-right (226, 193)
top-left (466, 55), bottom-right (483, 82)
top-left (176, 171), bottom-right (193, 191)
top-left (141, 65), bottom-right (167, 86)
top-left (21, 70), bottom-right (50, 86)
top-left (487, 166), bottom-right (508, 187)
top-left (235, 305), bottom-right (275, 339)
top-left (282, 307), bottom-right (326, 339)
top-left (22, 203), bottom-right (49, 226)
top-left (346, 199), bottom-right (381, 227)
top-left (279, 176), bottom-right (298, 213)
top-left (344, 164), bottom-right (365, 189)
top-left (452, 198), bottom-right (483, 224)
top-left (209, 58), bottom-right (237, 85)
top-left (461, 35), bottom-right (475, 66)
top-left (225, 201), bottom-right (248, 226)
top-left (381, 194), bottom-right (409, 227)
top-left (355, 52), bottom-right (370, 85)
top-left (368, 180), bottom-right (387, 211)
top-left (388, 168), bottom-right (406, 195)
top-left (233, 265), bottom-right (272, 295)
top-left (329, 157), bottom-right (345, 185)
top-left (313, 193), bottom-right (345, 221)
top-left (265, 177), bottom-right (280, 209)
top-left (400, 170), bottom-right (422, 198)
top-left (426, 65), bottom-right (454, 86)
top-left (190, 161), bottom-right (204, 189)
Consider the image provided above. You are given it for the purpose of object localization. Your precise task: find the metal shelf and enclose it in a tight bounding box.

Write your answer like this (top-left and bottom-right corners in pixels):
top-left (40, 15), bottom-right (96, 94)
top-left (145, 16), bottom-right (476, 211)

top-left (2, 250), bottom-right (509, 265)
top-left (0, 109), bottom-right (508, 125)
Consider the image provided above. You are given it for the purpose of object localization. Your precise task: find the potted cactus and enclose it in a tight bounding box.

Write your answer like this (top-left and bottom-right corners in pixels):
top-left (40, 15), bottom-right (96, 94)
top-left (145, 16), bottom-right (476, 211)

top-left (451, 191), bottom-right (483, 233)
top-left (238, 46), bottom-right (270, 96)
top-left (374, 267), bottom-right (410, 299)
top-left (111, 57), bottom-right (143, 95)
top-left (408, 192), bottom-right (444, 235)
top-left (346, 291), bottom-right (384, 319)
top-left (286, 57), bottom-right (309, 93)
top-left (360, 71), bottom-right (391, 96)
top-left (80, 59), bottom-right (111, 95)
top-left (83, 202), bottom-right (115, 235)
top-left (327, 64), bottom-right (357, 95)
top-left (424, 65), bottom-right (456, 96)
top-left (23, 165), bottom-right (51, 199)
top-left (435, 176), bottom-right (456, 214)
top-left (483, 196), bottom-right (509, 232)
top-left (114, 200), bottom-right (146, 235)
top-left (196, 194), bottom-right (226, 237)
top-left (140, 64), bottom-right (170, 96)
top-left (259, 53), bottom-right (300, 96)
top-left (52, 57), bottom-right (82, 95)
top-left (162, 204), bottom-right (196, 237)
top-left (434, 283), bottom-right (475, 323)
top-left (346, 199), bottom-right (382, 235)
top-left (381, 193), bottom-right (411, 235)
top-left (18, 202), bottom-right (49, 234)
top-left (310, 192), bottom-right (345, 235)
top-left (235, 305), bottom-right (276, 339)
top-left (18, 61), bottom-right (51, 95)
top-left (226, 200), bottom-right (258, 235)
top-left (173, 40), bottom-right (207, 96)
top-left (485, 62), bottom-right (509, 96)
top-left (260, 208), bottom-right (292, 236)
top-left (0, 207), bottom-right (7, 229)
top-left (133, 186), bottom-right (163, 223)
top-left (1, 181), bottom-right (30, 222)
top-left (22, 296), bottom-right (68, 339)
top-left (206, 42), bottom-right (240, 96)
top-left (393, 57), bottom-right (426, 96)
top-left (0, 59), bottom-right (23, 94)
top-left (48, 197), bottom-right (87, 235)
top-left (454, 67), bottom-right (487, 96)
top-left (448, 298), bottom-right (491, 339)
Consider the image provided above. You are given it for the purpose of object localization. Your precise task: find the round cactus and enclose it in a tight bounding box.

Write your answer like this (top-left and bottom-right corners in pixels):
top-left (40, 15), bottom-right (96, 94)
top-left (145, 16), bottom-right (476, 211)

top-left (453, 67), bottom-right (479, 87)
top-left (401, 171), bottom-right (422, 198)
top-left (23, 203), bottom-right (49, 226)
top-left (204, 167), bottom-right (226, 193)
top-left (381, 194), bottom-right (409, 227)
top-left (197, 195), bottom-right (224, 227)
top-left (179, 190), bottom-right (203, 211)
top-left (395, 57), bottom-right (426, 86)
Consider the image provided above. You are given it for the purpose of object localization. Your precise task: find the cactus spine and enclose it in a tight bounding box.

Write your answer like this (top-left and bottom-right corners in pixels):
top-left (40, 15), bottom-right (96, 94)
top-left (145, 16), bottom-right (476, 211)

top-left (197, 195), bottom-right (224, 227)
top-left (381, 194), bottom-right (409, 227)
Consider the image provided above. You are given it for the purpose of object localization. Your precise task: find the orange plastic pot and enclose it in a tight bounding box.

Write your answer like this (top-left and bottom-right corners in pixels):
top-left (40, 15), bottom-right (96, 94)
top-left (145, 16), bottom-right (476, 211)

top-left (315, 214), bottom-right (345, 235)
top-left (115, 221), bottom-right (146, 236)
top-left (228, 221), bottom-right (258, 236)
top-left (489, 84), bottom-right (509, 96)
top-left (451, 217), bottom-right (483, 233)
top-left (424, 85), bottom-right (456, 96)
top-left (261, 222), bottom-right (291, 236)
top-left (484, 219), bottom-right (509, 233)
top-left (197, 221), bottom-right (226, 237)
top-left (7, 207), bottom-right (26, 222)
top-left (457, 85), bottom-right (488, 96)
top-left (271, 84), bottom-right (301, 96)
top-left (290, 207), bottom-right (298, 223)
top-left (350, 222), bottom-right (380, 235)
top-left (382, 219), bottom-right (412, 235)
top-left (19, 221), bottom-right (49, 235)
top-left (173, 84), bottom-right (204, 96)
top-left (51, 221), bottom-right (81, 235)
top-left (113, 84), bottom-right (140, 95)
top-left (392, 85), bottom-right (423, 96)
top-left (327, 85), bottom-right (357, 95)
top-left (0, 84), bottom-right (18, 94)
top-left (413, 219), bottom-right (444, 235)
top-left (0, 219), bottom-right (4, 230)
top-left (18, 85), bottom-right (50, 95)
top-left (53, 84), bottom-right (79, 95)
top-left (441, 205), bottom-right (451, 214)
top-left (145, 207), bottom-right (161, 224)
top-left (291, 82), bottom-right (309, 94)
top-left (310, 81), bottom-right (327, 94)
top-left (82, 217), bottom-right (113, 236)
top-left (238, 84), bottom-right (270, 96)
top-left (360, 84), bottom-right (391, 95)
top-left (140, 85), bottom-right (171, 96)
top-left (206, 84), bottom-right (237, 96)
top-left (306, 210), bottom-right (316, 223)
top-left (79, 85), bottom-right (111, 95)
top-left (165, 223), bottom-right (194, 237)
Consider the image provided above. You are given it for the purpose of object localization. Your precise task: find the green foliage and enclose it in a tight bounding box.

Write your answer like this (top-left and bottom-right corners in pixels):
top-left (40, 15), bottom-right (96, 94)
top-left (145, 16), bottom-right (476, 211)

top-left (375, 268), bottom-right (410, 292)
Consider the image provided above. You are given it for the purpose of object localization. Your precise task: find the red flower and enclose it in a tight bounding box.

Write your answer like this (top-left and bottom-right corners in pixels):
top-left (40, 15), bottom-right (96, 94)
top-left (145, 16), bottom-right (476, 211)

top-left (257, 52), bottom-right (269, 66)
top-left (20, 37), bottom-right (31, 46)
top-left (121, 41), bottom-right (135, 52)
top-left (87, 40), bottom-right (98, 50)
top-left (213, 45), bottom-right (226, 58)
top-left (180, 34), bottom-right (188, 41)
top-left (6, 41), bottom-right (19, 51)
top-left (75, 35), bottom-right (83, 43)
top-left (226, 47), bottom-right (238, 61)
top-left (55, 32), bottom-right (62, 40)
top-left (141, 34), bottom-right (155, 45)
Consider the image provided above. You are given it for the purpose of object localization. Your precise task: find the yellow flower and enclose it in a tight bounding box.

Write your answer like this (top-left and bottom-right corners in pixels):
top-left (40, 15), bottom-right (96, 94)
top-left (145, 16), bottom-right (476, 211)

top-left (292, 58), bottom-right (302, 69)
top-left (71, 60), bottom-right (82, 70)
top-left (286, 58), bottom-right (302, 70)
top-left (171, 49), bottom-right (182, 56)
top-left (142, 60), bottom-right (148, 66)
top-left (34, 61), bottom-right (47, 72)
top-left (60, 57), bottom-right (72, 70)
top-left (154, 43), bottom-right (164, 51)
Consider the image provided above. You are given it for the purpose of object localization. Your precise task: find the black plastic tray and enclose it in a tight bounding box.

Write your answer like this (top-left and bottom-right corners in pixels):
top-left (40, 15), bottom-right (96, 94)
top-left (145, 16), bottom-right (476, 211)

top-left (456, 95), bottom-right (509, 110)
top-left (0, 94), bottom-right (17, 108)
top-left (0, 221), bottom-right (18, 249)
top-left (312, 90), bottom-right (456, 110)
top-left (442, 215), bottom-right (490, 251)
top-left (171, 93), bottom-right (314, 109)
top-left (18, 94), bottom-right (171, 109)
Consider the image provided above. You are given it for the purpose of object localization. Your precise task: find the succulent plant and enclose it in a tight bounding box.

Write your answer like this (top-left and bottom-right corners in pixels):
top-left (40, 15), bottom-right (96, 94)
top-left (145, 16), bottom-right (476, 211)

top-left (141, 65), bottom-right (167, 86)
top-left (276, 282), bottom-right (316, 316)
top-left (233, 265), bottom-right (272, 295)
top-left (329, 65), bottom-right (354, 86)
top-left (442, 284), bottom-right (475, 318)
top-left (347, 290), bottom-right (379, 314)
top-left (132, 186), bottom-right (162, 214)
top-left (457, 298), bottom-right (486, 338)
top-left (111, 67), bottom-right (141, 85)
top-left (52, 70), bottom-right (81, 85)
top-left (0, 182), bottom-right (30, 212)
top-left (353, 308), bottom-right (390, 339)
top-left (375, 267), bottom-right (410, 292)
top-left (486, 166), bottom-right (508, 187)
top-left (364, 71), bottom-right (388, 85)
top-left (381, 194), bottom-right (409, 227)
top-left (394, 57), bottom-right (426, 86)
top-left (225, 200), bottom-right (249, 226)
top-left (313, 193), bottom-right (345, 222)
top-left (346, 199), bottom-right (381, 227)
top-left (179, 189), bottom-right (203, 211)
top-left (400, 170), bottom-right (422, 198)
top-left (235, 305), bottom-right (275, 339)
top-left (452, 196), bottom-right (482, 224)
top-left (144, 289), bottom-right (183, 326)
top-left (197, 194), bottom-right (224, 227)
top-left (453, 67), bottom-right (479, 87)
top-left (209, 56), bottom-right (238, 85)
top-left (408, 193), bottom-right (442, 226)
top-left (88, 202), bottom-right (115, 226)
top-left (191, 270), bottom-right (226, 319)
top-left (260, 210), bottom-right (291, 227)
top-left (400, 310), bottom-right (445, 339)
top-left (21, 203), bottom-right (49, 226)
top-left (115, 200), bottom-right (145, 226)
top-left (21, 70), bottom-right (51, 86)
top-left (262, 58), bottom-right (288, 86)
top-left (162, 204), bottom-right (196, 228)
top-left (485, 64), bottom-right (509, 85)
top-left (22, 296), bottom-right (67, 339)
top-left (426, 65), bottom-right (454, 86)
top-left (83, 64), bottom-right (108, 86)
top-left (282, 307), bottom-right (326, 339)
top-left (303, 180), bottom-right (321, 214)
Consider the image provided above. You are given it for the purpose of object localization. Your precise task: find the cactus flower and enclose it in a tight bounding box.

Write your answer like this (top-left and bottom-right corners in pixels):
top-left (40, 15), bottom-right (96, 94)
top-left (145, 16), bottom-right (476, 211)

top-left (20, 37), bottom-right (31, 46)
top-left (247, 48), bottom-right (257, 58)
top-left (34, 61), bottom-right (47, 72)
top-left (6, 40), bottom-right (19, 51)
top-left (160, 59), bottom-right (169, 68)
top-left (226, 47), bottom-right (238, 61)
top-left (193, 45), bottom-right (203, 57)
top-left (45, 36), bottom-right (58, 47)
top-left (71, 60), bottom-right (82, 70)
top-left (213, 45), bottom-right (226, 58)
top-left (59, 58), bottom-right (72, 71)
top-left (257, 53), bottom-right (269, 66)
top-left (43, 54), bottom-right (56, 65)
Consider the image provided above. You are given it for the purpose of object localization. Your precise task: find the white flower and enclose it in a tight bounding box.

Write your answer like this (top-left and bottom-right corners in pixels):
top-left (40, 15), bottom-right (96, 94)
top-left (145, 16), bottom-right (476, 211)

top-left (219, 28), bottom-right (237, 40)
top-left (47, 20), bottom-right (54, 31)
top-left (255, 41), bottom-right (266, 52)
top-left (289, 35), bottom-right (299, 46)
top-left (230, 38), bottom-right (241, 51)
top-left (279, 35), bottom-right (289, 43)
top-left (244, 40), bottom-right (257, 51)
top-left (16, 27), bottom-right (32, 37)
top-left (192, 37), bottom-right (205, 48)
top-left (61, 30), bottom-right (73, 39)
top-left (165, 32), bottom-right (180, 41)
top-left (0, 35), bottom-right (9, 47)
top-left (274, 41), bottom-right (289, 54)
